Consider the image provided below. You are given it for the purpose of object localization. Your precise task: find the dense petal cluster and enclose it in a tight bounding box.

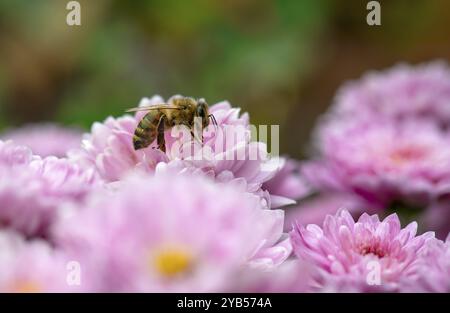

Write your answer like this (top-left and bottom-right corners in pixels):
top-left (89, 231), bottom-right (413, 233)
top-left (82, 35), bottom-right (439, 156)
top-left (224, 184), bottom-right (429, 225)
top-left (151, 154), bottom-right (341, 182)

top-left (1, 124), bottom-right (83, 158)
top-left (54, 173), bottom-right (286, 292)
top-left (302, 61), bottom-right (450, 239)
top-left (290, 210), bottom-right (437, 292)
top-left (0, 140), bottom-right (100, 237)
top-left (331, 61), bottom-right (450, 127)
top-left (304, 120), bottom-right (450, 207)
top-left (0, 231), bottom-right (74, 292)
top-left (401, 235), bottom-right (450, 292)
top-left (69, 96), bottom-right (295, 207)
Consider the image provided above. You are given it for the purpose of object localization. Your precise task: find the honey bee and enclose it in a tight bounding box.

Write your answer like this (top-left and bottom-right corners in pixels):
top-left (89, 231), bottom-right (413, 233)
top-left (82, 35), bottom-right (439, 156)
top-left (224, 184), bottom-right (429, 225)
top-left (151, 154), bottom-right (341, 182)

top-left (126, 96), bottom-right (217, 152)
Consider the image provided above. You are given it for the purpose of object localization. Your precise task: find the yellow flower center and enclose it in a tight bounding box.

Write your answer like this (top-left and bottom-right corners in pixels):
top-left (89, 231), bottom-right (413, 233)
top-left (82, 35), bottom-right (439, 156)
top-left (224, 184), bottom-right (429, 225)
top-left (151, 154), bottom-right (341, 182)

top-left (10, 281), bottom-right (42, 293)
top-left (389, 145), bottom-right (427, 164)
top-left (152, 247), bottom-right (193, 278)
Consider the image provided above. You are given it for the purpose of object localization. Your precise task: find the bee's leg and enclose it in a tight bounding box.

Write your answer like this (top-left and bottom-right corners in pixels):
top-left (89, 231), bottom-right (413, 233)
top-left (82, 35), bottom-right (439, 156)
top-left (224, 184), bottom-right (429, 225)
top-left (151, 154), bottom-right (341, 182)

top-left (190, 129), bottom-right (203, 145)
top-left (156, 115), bottom-right (167, 153)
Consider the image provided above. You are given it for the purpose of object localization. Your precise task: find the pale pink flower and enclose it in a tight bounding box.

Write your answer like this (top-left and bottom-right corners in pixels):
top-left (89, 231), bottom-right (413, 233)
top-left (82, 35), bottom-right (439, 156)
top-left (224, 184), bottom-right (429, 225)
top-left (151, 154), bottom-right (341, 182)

top-left (0, 140), bottom-right (100, 237)
top-left (304, 120), bottom-right (450, 208)
top-left (305, 63), bottom-right (450, 238)
top-left (0, 231), bottom-right (77, 292)
top-left (290, 209), bottom-right (437, 292)
top-left (54, 172), bottom-right (286, 292)
top-left (332, 61), bottom-right (450, 127)
top-left (0, 138), bottom-right (38, 166)
top-left (1, 123), bottom-right (83, 157)
top-left (70, 95), bottom-right (287, 207)
top-left (401, 235), bottom-right (450, 292)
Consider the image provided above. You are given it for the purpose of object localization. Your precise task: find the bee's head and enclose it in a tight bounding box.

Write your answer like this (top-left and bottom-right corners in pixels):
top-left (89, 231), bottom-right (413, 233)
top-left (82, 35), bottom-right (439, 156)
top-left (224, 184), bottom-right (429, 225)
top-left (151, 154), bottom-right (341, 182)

top-left (196, 98), bottom-right (210, 129)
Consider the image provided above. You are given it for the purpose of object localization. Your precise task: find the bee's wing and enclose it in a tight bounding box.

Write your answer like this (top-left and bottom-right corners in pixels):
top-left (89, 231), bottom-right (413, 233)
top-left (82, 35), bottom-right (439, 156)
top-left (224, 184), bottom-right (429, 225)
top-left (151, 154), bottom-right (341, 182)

top-left (126, 104), bottom-right (183, 113)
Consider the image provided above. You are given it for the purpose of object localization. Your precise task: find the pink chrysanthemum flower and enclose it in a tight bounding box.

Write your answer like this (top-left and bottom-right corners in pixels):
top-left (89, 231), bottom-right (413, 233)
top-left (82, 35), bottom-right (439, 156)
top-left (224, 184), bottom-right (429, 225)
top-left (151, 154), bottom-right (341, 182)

top-left (290, 209), bottom-right (437, 292)
top-left (303, 120), bottom-right (450, 208)
top-left (0, 140), bottom-right (100, 237)
top-left (70, 95), bottom-right (290, 207)
top-left (0, 231), bottom-right (77, 292)
top-left (54, 172), bottom-right (286, 292)
top-left (1, 123), bottom-right (83, 158)
top-left (332, 61), bottom-right (450, 127)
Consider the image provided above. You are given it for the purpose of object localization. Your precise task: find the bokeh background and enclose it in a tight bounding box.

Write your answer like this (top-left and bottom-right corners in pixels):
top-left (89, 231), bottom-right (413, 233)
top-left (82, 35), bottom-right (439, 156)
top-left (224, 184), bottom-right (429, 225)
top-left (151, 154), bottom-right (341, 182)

top-left (1, 0), bottom-right (450, 159)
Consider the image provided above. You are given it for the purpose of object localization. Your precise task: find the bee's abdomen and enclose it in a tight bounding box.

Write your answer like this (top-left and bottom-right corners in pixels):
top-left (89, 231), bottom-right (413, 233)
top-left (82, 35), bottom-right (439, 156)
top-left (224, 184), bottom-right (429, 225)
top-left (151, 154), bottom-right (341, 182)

top-left (133, 112), bottom-right (160, 150)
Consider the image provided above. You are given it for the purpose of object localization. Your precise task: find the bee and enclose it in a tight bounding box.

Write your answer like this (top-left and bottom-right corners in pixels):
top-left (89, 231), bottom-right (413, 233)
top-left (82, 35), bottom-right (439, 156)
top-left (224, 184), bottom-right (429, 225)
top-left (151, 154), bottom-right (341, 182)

top-left (126, 96), bottom-right (217, 152)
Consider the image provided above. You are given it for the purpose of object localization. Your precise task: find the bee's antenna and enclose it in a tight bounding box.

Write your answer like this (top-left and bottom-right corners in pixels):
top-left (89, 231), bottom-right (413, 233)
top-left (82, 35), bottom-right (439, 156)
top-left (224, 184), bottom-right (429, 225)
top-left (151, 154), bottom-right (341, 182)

top-left (209, 114), bottom-right (218, 131)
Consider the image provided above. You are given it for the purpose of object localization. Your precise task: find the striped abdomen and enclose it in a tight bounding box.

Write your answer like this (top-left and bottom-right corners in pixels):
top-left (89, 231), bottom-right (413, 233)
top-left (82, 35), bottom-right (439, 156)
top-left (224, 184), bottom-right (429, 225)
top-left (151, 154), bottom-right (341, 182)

top-left (133, 111), bottom-right (162, 150)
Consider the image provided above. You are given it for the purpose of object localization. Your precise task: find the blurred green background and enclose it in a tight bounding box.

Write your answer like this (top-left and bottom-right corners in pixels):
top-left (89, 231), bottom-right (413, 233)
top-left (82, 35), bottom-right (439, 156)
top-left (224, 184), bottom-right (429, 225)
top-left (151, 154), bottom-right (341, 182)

top-left (0, 0), bottom-right (449, 158)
